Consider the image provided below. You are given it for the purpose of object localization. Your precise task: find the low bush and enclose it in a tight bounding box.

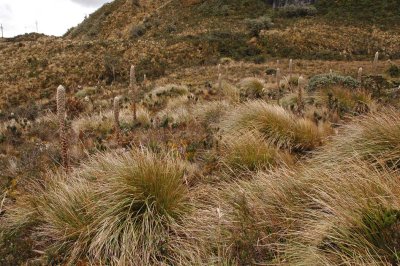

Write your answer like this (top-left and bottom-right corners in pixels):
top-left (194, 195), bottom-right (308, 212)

top-left (308, 73), bottom-right (360, 91)
top-left (245, 16), bottom-right (273, 37)
top-left (130, 23), bottom-right (147, 38)
top-left (278, 4), bottom-right (318, 18)
top-left (387, 64), bottom-right (400, 78)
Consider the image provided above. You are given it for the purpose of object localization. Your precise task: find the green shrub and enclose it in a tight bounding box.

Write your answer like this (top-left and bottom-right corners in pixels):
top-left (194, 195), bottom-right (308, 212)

top-left (136, 56), bottom-right (167, 80)
top-left (245, 16), bottom-right (273, 37)
top-left (130, 24), bottom-right (147, 38)
top-left (387, 64), bottom-right (400, 78)
top-left (359, 208), bottom-right (400, 260)
top-left (308, 73), bottom-right (360, 91)
top-left (278, 4), bottom-right (317, 18)
top-left (75, 86), bottom-right (98, 98)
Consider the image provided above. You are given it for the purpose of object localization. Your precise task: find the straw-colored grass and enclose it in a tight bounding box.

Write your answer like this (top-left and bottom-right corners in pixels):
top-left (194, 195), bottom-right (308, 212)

top-left (238, 77), bottom-right (266, 99)
top-left (220, 100), bottom-right (331, 151)
top-left (1, 149), bottom-right (194, 265)
top-left (220, 131), bottom-right (292, 172)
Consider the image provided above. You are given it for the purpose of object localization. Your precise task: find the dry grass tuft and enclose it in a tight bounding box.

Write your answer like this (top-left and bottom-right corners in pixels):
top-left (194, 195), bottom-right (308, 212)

top-left (193, 100), bottom-right (232, 130)
top-left (220, 130), bottom-right (292, 173)
top-left (238, 77), bottom-right (266, 99)
top-left (220, 100), bottom-right (331, 151)
top-left (310, 108), bottom-right (400, 170)
top-left (1, 149), bottom-right (194, 265)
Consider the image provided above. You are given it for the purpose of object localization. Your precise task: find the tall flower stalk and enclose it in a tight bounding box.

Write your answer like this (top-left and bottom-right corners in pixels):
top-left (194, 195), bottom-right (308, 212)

top-left (57, 85), bottom-right (70, 172)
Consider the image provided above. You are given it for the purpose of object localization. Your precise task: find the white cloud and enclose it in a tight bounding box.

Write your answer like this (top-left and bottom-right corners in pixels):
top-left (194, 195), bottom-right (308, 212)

top-left (0, 0), bottom-right (110, 37)
top-left (70, 0), bottom-right (110, 8)
top-left (0, 3), bottom-right (12, 20)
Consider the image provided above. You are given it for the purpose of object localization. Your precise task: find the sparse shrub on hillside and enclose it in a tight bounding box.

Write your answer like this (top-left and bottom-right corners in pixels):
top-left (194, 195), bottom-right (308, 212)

top-left (387, 64), bottom-right (400, 78)
top-left (75, 86), bottom-right (98, 98)
top-left (186, 31), bottom-right (263, 63)
top-left (103, 53), bottom-right (124, 84)
top-left (245, 16), bottom-right (273, 37)
top-left (130, 24), bottom-right (147, 38)
top-left (277, 4), bottom-right (317, 18)
top-left (308, 73), bottom-right (360, 91)
top-left (131, 0), bottom-right (140, 7)
top-left (136, 56), bottom-right (167, 80)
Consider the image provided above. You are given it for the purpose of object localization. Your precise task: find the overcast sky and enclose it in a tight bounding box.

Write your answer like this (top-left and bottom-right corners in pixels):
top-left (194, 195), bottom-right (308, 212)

top-left (0, 0), bottom-right (110, 37)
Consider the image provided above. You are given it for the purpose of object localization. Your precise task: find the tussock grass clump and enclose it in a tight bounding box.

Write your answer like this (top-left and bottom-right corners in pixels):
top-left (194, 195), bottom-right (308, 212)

top-left (238, 77), bottom-right (266, 99)
top-left (155, 105), bottom-right (191, 128)
top-left (318, 86), bottom-right (373, 115)
top-left (219, 81), bottom-right (240, 102)
top-left (74, 86), bottom-right (98, 98)
top-left (220, 131), bottom-right (291, 172)
top-left (142, 84), bottom-right (189, 109)
top-left (72, 107), bottom-right (151, 135)
top-left (193, 100), bottom-right (232, 130)
top-left (1, 176), bottom-right (95, 264)
top-left (154, 96), bottom-right (192, 128)
top-left (311, 108), bottom-right (400, 170)
top-left (220, 100), bottom-right (331, 151)
top-left (86, 150), bottom-right (192, 264)
top-left (285, 160), bottom-right (400, 265)
top-left (1, 150), bottom-right (194, 265)
top-left (170, 167), bottom-right (306, 265)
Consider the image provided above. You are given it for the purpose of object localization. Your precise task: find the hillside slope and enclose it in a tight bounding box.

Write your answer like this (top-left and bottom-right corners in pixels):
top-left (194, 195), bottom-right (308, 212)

top-left (1, 0), bottom-right (400, 114)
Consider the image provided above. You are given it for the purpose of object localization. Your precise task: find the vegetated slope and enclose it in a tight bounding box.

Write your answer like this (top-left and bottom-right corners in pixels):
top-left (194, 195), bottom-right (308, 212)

top-left (316, 0), bottom-right (400, 28)
top-left (1, 1), bottom-right (400, 263)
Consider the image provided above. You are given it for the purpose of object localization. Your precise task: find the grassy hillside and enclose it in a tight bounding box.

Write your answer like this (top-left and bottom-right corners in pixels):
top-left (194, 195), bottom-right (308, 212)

top-left (316, 0), bottom-right (400, 27)
top-left (1, 0), bottom-right (400, 264)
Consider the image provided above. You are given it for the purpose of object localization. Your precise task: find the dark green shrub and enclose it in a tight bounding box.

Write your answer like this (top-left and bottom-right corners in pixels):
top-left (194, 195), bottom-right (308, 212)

top-left (278, 4), bottom-right (317, 18)
top-left (245, 15), bottom-right (273, 37)
top-left (136, 56), bottom-right (167, 80)
top-left (387, 64), bottom-right (400, 78)
top-left (360, 208), bottom-right (400, 262)
top-left (308, 73), bottom-right (360, 91)
top-left (130, 24), bottom-right (147, 38)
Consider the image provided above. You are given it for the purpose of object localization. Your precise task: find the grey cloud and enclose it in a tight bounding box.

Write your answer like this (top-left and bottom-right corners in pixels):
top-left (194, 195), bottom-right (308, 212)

top-left (69, 0), bottom-right (110, 7)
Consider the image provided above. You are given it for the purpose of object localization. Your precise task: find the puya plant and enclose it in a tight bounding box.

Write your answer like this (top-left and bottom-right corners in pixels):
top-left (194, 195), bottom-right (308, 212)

top-left (373, 51), bottom-right (379, 75)
top-left (130, 65), bottom-right (137, 121)
top-left (114, 96), bottom-right (121, 145)
top-left (297, 76), bottom-right (306, 115)
top-left (57, 85), bottom-right (70, 172)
